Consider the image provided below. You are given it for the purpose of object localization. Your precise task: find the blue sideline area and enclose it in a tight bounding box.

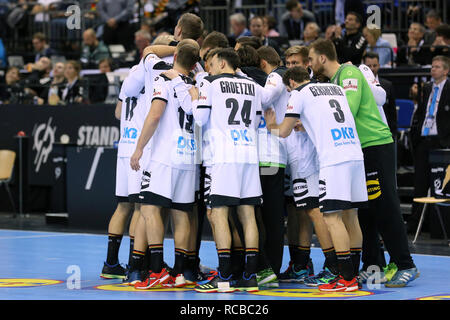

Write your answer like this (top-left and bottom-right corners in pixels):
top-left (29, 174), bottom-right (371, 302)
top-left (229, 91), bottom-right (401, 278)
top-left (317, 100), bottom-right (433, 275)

top-left (0, 229), bottom-right (449, 301)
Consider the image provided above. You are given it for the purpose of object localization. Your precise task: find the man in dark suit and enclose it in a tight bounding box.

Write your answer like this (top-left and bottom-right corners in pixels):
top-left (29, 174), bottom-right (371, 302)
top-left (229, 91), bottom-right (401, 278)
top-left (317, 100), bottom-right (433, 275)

top-left (408, 55), bottom-right (450, 232)
top-left (279, 0), bottom-right (315, 41)
top-left (363, 52), bottom-right (397, 136)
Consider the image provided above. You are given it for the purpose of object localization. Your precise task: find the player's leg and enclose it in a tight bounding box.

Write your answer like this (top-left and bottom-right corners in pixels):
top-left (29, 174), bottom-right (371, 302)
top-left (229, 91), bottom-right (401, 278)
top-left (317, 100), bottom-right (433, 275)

top-left (234, 204), bottom-right (259, 292)
top-left (342, 209), bottom-right (363, 280)
top-left (229, 211), bottom-right (245, 280)
top-left (124, 211), bottom-right (148, 285)
top-left (101, 200), bottom-right (133, 279)
top-left (127, 203), bottom-right (141, 265)
top-left (169, 208), bottom-right (191, 287)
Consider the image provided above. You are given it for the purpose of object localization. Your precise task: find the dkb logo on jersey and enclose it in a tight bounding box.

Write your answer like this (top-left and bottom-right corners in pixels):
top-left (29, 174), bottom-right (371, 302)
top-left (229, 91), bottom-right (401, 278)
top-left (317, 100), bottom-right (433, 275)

top-left (123, 127), bottom-right (138, 139)
top-left (367, 178), bottom-right (381, 200)
top-left (331, 127), bottom-right (356, 147)
top-left (231, 129), bottom-right (253, 145)
top-left (177, 136), bottom-right (197, 152)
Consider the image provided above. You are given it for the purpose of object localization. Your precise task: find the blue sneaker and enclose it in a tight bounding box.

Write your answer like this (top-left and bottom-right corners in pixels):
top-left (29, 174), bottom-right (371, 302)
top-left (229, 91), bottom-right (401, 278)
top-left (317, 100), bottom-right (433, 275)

top-left (385, 267), bottom-right (420, 288)
top-left (123, 270), bottom-right (143, 285)
top-left (184, 269), bottom-right (209, 286)
top-left (304, 268), bottom-right (336, 287)
top-left (279, 265), bottom-right (310, 283)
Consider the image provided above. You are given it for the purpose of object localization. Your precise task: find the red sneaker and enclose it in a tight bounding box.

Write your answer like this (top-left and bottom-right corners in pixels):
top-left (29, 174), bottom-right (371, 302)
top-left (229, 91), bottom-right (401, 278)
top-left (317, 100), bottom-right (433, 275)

top-left (134, 268), bottom-right (170, 290)
top-left (318, 275), bottom-right (359, 292)
top-left (161, 274), bottom-right (186, 288)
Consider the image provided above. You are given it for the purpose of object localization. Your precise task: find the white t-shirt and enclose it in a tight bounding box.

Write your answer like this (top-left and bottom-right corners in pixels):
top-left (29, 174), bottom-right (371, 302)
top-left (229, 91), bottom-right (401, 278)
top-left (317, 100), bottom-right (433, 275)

top-left (285, 82), bottom-right (363, 168)
top-left (117, 66), bottom-right (148, 157)
top-left (149, 73), bottom-right (197, 170)
top-left (193, 73), bottom-right (264, 164)
top-left (258, 67), bottom-right (289, 166)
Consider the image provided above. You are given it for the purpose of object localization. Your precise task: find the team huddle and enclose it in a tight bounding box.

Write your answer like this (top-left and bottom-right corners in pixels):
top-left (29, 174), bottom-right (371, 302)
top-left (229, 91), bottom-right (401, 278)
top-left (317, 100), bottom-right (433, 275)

top-left (100, 13), bottom-right (419, 294)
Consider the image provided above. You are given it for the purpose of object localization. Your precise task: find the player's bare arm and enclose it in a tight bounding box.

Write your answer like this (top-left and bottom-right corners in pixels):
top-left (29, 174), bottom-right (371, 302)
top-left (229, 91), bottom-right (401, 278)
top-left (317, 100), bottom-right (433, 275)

top-left (265, 108), bottom-right (298, 138)
top-left (130, 99), bottom-right (167, 171)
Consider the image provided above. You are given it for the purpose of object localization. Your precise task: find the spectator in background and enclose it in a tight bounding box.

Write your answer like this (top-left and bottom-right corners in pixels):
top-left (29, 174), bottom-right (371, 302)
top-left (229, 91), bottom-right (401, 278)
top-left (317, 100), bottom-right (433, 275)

top-left (30, 32), bottom-right (56, 64)
top-left (23, 56), bottom-right (52, 99)
top-left (249, 16), bottom-right (281, 55)
top-left (363, 26), bottom-right (394, 67)
top-left (279, 0), bottom-right (315, 40)
top-left (54, 60), bottom-right (85, 104)
top-left (97, 0), bottom-right (135, 51)
top-left (0, 66), bottom-right (26, 104)
top-left (229, 12), bottom-right (252, 41)
top-left (0, 37), bottom-right (5, 68)
top-left (363, 52), bottom-right (397, 137)
top-left (263, 15), bottom-right (279, 38)
top-left (35, 61), bottom-right (66, 105)
top-left (397, 23), bottom-right (432, 66)
top-left (408, 55), bottom-right (450, 233)
top-left (332, 12), bottom-right (367, 65)
top-left (431, 24), bottom-right (450, 59)
top-left (133, 30), bottom-right (152, 64)
top-left (301, 22), bottom-right (320, 46)
top-left (99, 58), bottom-right (113, 73)
top-left (324, 24), bottom-right (336, 41)
top-left (81, 28), bottom-right (111, 69)
top-left (424, 10), bottom-right (443, 44)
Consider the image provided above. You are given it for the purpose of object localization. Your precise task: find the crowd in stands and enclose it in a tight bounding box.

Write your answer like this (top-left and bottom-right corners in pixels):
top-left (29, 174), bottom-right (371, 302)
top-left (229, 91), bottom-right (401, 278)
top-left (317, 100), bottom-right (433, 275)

top-left (0, 0), bottom-right (448, 105)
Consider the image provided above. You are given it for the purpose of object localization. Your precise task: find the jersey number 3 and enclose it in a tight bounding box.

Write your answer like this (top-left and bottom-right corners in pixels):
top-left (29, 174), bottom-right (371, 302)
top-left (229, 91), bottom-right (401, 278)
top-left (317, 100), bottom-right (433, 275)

top-left (329, 99), bottom-right (345, 123)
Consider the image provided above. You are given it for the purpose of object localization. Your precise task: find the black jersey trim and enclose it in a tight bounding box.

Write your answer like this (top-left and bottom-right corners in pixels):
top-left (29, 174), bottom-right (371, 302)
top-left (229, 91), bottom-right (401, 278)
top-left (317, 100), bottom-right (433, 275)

top-left (151, 97), bottom-right (168, 104)
top-left (285, 113), bottom-right (300, 118)
top-left (197, 105), bottom-right (211, 109)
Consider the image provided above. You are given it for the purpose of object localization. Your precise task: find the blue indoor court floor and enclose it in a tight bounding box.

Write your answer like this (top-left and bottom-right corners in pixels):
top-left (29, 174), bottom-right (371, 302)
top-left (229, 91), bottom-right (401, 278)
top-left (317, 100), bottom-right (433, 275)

top-left (0, 229), bottom-right (449, 301)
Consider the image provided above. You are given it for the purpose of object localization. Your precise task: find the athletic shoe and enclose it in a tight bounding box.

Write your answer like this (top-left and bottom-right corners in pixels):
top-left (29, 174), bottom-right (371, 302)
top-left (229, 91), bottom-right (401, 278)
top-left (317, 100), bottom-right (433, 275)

top-left (162, 274), bottom-right (186, 288)
top-left (383, 263), bottom-right (398, 282)
top-left (257, 268), bottom-right (278, 287)
top-left (134, 268), bottom-right (170, 290)
top-left (318, 275), bottom-right (359, 292)
top-left (385, 267), bottom-right (419, 288)
top-left (183, 269), bottom-right (208, 286)
top-left (359, 268), bottom-right (387, 284)
top-left (235, 273), bottom-right (259, 292)
top-left (304, 268), bottom-right (336, 287)
top-left (122, 270), bottom-right (143, 285)
top-left (279, 265), bottom-right (310, 283)
top-left (194, 272), bottom-right (236, 293)
top-left (307, 258), bottom-right (315, 276)
top-left (100, 262), bottom-right (126, 279)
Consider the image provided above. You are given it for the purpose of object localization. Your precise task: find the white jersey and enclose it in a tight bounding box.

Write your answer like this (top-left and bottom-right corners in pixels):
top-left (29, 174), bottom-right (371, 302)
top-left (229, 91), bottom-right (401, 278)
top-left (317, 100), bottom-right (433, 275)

top-left (149, 73), bottom-right (196, 170)
top-left (258, 66), bottom-right (289, 166)
top-left (358, 64), bottom-right (388, 125)
top-left (194, 73), bottom-right (264, 164)
top-left (117, 69), bottom-right (148, 157)
top-left (285, 82), bottom-right (363, 168)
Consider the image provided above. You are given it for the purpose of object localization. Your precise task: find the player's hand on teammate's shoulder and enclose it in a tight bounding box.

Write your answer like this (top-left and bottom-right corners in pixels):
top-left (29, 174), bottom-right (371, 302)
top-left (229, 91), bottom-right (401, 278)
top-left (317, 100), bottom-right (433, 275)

top-left (189, 86), bottom-right (199, 101)
top-left (130, 149), bottom-right (143, 171)
top-left (162, 69), bottom-right (180, 80)
top-left (294, 119), bottom-right (305, 132)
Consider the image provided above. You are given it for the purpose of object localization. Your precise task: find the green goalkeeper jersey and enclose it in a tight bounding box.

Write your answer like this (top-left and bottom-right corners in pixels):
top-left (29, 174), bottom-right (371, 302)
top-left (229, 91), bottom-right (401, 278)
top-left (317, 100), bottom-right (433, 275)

top-left (331, 64), bottom-right (393, 149)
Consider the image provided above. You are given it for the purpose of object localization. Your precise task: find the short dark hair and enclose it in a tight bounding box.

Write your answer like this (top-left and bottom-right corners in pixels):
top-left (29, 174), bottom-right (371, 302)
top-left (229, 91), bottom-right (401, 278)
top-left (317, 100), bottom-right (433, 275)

top-left (286, 0), bottom-right (299, 11)
top-left (178, 13), bottom-right (204, 40)
top-left (426, 9), bottom-right (442, 21)
top-left (347, 11), bottom-right (363, 25)
top-left (176, 44), bottom-right (200, 70)
top-left (264, 15), bottom-right (277, 30)
top-left (214, 48), bottom-right (241, 70)
top-left (282, 66), bottom-right (310, 86)
top-left (236, 45), bottom-right (260, 67)
top-left (236, 36), bottom-right (262, 50)
top-left (257, 46), bottom-right (281, 67)
top-left (32, 32), bottom-right (47, 42)
top-left (436, 24), bottom-right (450, 40)
top-left (309, 38), bottom-right (337, 61)
top-left (201, 31), bottom-right (229, 50)
top-left (363, 51), bottom-right (380, 62)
